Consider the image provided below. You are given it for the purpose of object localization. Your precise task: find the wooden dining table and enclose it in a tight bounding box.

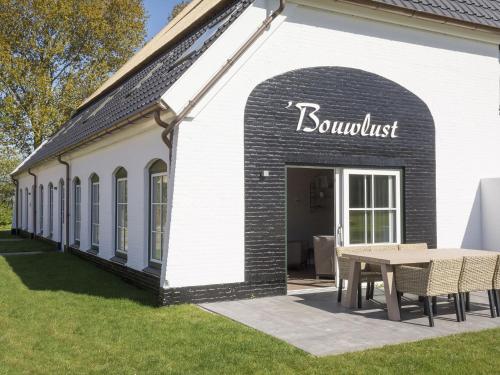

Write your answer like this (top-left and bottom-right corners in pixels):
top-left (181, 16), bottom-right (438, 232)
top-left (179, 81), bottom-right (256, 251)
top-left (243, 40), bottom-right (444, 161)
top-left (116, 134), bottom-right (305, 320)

top-left (340, 248), bottom-right (500, 321)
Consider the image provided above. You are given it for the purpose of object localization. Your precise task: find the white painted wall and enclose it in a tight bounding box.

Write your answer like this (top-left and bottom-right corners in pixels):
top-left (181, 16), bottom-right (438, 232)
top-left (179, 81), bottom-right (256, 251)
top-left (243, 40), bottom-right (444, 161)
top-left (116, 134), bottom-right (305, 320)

top-left (163, 0), bottom-right (500, 287)
top-left (481, 179), bottom-right (500, 251)
top-left (14, 119), bottom-right (170, 271)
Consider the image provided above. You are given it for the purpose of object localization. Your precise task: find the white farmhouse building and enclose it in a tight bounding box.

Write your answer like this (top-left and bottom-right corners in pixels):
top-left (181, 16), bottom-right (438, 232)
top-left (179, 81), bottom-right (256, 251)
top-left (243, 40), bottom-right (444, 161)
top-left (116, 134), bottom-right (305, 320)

top-left (11, 0), bottom-right (500, 305)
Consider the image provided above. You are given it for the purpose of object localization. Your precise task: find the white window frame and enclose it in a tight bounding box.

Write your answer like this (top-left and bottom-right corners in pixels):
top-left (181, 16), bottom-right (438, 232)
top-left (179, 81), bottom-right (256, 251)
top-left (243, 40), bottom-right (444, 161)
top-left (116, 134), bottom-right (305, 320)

top-left (149, 172), bottom-right (167, 264)
top-left (19, 189), bottom-right (23, 230)
top-left (115, 177), bottom-right (128, 255)
top-left (48, 184), bottom-right (54, 237)
top-left (91, 180), bottom-right (99, 249)
top-left (24, 187), bottom-right (28, 230)
top-left (60, 180), bottom-right (65, 246)
top-left (74, 180), bottom-right (81, 244)
top-left (343, 168), bottom-right (401, 246)
top-left (39, 185), bottom-right (44, 235)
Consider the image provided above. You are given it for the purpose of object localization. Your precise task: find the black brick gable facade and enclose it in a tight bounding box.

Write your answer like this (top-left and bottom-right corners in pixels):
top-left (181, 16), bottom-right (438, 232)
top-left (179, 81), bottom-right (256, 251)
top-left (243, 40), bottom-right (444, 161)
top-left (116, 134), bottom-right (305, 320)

top-left (244, 66), bottom-right (437, 284)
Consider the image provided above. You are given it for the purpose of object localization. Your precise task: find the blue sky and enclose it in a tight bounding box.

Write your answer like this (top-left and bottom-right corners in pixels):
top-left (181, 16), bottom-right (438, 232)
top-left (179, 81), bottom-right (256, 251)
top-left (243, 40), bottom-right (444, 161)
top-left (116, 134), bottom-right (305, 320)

top-left (144, 0), bottom-right (185, 41)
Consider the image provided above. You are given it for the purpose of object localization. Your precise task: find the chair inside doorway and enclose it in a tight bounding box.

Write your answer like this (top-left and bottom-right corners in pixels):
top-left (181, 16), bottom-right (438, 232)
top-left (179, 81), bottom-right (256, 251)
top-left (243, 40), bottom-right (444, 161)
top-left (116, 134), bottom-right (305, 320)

top-left (286, 167), bottom-right (336, 292)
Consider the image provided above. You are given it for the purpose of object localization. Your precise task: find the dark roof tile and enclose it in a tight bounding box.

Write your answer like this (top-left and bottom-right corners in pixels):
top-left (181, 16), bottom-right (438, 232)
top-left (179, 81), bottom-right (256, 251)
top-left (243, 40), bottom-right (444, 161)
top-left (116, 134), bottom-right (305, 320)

top-left (374, 0), bottom-right (500, 26)
top-left (17, 0), bottom-right (250, 173)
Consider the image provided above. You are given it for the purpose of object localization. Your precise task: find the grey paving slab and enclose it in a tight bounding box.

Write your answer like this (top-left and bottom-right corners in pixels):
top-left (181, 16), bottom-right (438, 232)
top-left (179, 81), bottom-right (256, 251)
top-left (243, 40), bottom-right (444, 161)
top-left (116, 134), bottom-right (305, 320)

top-left (200, 288), bottom-right (500, 356)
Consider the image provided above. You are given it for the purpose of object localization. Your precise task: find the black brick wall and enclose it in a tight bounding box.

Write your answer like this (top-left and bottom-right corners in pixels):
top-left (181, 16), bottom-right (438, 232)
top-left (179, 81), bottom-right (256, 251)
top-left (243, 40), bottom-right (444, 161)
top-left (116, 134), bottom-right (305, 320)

top-left (69, 247), bottom-right (161, 293)
top-left (159, 280), bottom-right (285, 305)
top-left (244, 66), bottom-right (437, 284)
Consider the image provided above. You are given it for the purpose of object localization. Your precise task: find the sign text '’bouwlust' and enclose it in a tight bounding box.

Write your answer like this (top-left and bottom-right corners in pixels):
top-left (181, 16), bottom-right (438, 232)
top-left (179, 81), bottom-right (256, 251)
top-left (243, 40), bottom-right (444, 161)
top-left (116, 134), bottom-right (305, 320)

top-left (287, 102), bottom-right (399, 138)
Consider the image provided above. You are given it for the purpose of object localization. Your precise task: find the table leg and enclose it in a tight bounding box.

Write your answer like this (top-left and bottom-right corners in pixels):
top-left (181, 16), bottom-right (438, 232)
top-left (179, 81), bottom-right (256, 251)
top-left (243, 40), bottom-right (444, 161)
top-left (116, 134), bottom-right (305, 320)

top-left (381, 263), bottom-right (401, 321)
top-left (342, 260), bottom-right (361, 308)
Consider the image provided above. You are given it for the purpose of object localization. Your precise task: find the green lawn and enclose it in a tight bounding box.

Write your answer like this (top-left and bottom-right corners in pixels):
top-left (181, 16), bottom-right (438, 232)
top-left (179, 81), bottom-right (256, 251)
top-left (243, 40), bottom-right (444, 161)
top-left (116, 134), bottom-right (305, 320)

top-left (0, 230), bottom-right (57, 253)
top-left (0, 241), bottom-right (499, 374)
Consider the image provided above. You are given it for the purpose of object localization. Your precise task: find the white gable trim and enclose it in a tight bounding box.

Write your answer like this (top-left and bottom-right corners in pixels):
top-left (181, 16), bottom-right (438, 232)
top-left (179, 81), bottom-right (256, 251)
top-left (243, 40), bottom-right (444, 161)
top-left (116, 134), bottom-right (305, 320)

top-left (160, 0), bottom-right (498, 123)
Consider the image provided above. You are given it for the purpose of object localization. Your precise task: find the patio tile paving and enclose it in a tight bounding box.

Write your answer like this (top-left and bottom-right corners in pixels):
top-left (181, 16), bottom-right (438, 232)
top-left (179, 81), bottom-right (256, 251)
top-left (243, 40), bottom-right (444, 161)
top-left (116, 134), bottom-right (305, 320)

top-left (200, 288), bottom-right (500, 356)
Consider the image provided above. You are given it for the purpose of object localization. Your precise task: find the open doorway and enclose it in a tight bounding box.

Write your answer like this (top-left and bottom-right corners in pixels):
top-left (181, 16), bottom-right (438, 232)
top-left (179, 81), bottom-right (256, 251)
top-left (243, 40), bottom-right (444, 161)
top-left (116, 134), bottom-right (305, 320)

top-left (286, 167), bottom-right (336, 292)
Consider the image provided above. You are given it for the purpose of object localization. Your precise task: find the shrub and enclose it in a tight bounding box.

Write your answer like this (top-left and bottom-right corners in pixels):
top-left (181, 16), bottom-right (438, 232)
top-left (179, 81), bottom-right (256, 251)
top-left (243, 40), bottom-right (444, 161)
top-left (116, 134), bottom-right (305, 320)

top-left (0, 203), bottom-right (12, 226)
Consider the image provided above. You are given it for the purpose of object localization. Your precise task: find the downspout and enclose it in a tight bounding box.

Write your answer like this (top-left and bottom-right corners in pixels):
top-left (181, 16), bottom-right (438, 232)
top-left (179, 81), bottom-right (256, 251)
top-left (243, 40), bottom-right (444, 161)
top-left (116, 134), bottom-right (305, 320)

top-left (27, 169), bottom-right (37, 238)
top-left (57, 156), bottom-right (70, 252)
top-left (156, 0), bottom-right (286, 142)
top-left (154, 110), bottom-right (174, 162)
top-left (11, 177), bottom-right (19, 235)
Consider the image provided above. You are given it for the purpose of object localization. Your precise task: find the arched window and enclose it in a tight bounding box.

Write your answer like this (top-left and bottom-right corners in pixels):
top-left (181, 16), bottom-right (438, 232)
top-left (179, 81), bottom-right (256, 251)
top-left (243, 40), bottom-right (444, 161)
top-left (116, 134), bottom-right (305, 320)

top-left (73, 177), bottom-right (81, 245)
top-left (115, 168), bottom-right (128, 257)
top-left (59, 179), bottom-right (65, 247)
top-left (24, 187), bottom-right (28, 229)
top-left (19, 188), bottom-right (23, 229)
top-left (90, 174), bottom-right (99, 250)
top-left (39, 185), bottom-right (44, 235)
top-left (148, 160), bottom-right (168, 266)
top-left (48, 183), bottom-right (54, 238)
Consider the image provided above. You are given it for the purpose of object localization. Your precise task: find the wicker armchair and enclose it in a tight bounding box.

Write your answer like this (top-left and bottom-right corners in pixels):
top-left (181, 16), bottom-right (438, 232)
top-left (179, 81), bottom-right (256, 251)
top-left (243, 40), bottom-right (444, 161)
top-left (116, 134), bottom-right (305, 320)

top-left (493, 255), bottom-right (500, 316)
top-left (336, 246), bottom-right (383, 307)
top-left (395, 258), bottom-right (463, 326)
top-left (398, 243), bottom-right (428, 252)
top-left (313, 236), bottom-right (336, 279)
top-left (458, 255), bottom-right (498, 319)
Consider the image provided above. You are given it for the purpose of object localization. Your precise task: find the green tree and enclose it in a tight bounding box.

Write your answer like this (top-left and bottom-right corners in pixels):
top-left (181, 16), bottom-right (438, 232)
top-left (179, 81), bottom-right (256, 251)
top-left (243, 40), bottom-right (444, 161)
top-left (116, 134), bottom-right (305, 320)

top-left (0, 147), bottom-right (21, 226)
top-left (0, 0), bottom-right (147, 156)
top-left (168, 1), bottom-right (190, 22)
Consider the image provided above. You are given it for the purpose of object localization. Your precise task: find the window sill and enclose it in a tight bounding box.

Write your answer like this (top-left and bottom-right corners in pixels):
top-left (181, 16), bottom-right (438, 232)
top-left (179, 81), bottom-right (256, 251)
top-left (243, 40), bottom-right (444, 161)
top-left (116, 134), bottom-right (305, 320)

top-left (110, 256), bottom-right (127, 265)
top-left (142, 266), bottom-right (161, 277)
top-left (87, 249), bottom-right (98, 256)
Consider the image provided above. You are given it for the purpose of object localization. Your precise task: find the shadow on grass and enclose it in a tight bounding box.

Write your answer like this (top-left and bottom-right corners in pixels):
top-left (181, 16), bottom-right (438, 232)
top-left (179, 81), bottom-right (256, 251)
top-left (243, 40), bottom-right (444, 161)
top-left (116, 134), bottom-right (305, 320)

top-left (4, 252), bottom-right (157, 307)
top-left (0, 229), bottom-right (18, 239)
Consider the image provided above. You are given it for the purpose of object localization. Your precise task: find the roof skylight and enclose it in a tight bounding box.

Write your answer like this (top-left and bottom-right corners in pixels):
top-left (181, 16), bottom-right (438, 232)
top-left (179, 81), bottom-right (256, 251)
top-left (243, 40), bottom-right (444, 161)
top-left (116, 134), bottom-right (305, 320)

top-left (174, 7), bottom-right (239, 65)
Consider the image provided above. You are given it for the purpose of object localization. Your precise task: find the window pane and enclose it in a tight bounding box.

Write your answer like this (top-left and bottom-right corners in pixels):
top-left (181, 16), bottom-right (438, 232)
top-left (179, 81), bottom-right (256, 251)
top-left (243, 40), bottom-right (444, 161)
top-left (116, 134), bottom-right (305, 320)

top-left (374, 176), bottom-right (389, 208)
top-left (366, 175), bottom-right (372, 208)
top-left (349, 175), bottom-right (365, 208)
top-left (161, 176), bottom-right (168, 202)
top-left (152, 232), bottom-right (162, 261)
top-left (389, 176), bottom-right (396, 208)
top-left (117, 229), bottom-right (123, 250)
top-left (152, 205), bottom-right (161, 232)
top-left (366, 210), bottom-right (373, 244)
top-left (161, 204), bottom-right (167, 229)
top-left (92, 224), bottom-right (99, 245)
top-left (118, 205), bottom-right (124, 227)
top-left (374, 210), bottom-right (396, 243)
top-left (152, 176), bottom-right (161, 203)
top-left (123, 228), bottom-right (128, 251)
top-left (349, 210), bottom-right (366, 244)
top-left (117, 181), bottom-right (124, 202)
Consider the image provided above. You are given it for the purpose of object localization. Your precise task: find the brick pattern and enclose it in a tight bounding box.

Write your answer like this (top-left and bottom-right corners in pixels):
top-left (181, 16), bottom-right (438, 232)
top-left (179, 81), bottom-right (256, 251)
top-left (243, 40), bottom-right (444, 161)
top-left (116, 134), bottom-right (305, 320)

top-left (244, 66), bottom-right (437, 283)
top-left (158, 280), bottom-right (286, 305)
top-left (69, 247), bottom-right (160, 293)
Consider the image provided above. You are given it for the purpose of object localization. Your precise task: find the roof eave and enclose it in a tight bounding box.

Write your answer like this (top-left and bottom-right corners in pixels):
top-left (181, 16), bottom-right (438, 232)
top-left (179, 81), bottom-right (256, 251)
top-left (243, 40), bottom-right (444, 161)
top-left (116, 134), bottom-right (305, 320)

top-left (11, 100), bottom-right (172, 177)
